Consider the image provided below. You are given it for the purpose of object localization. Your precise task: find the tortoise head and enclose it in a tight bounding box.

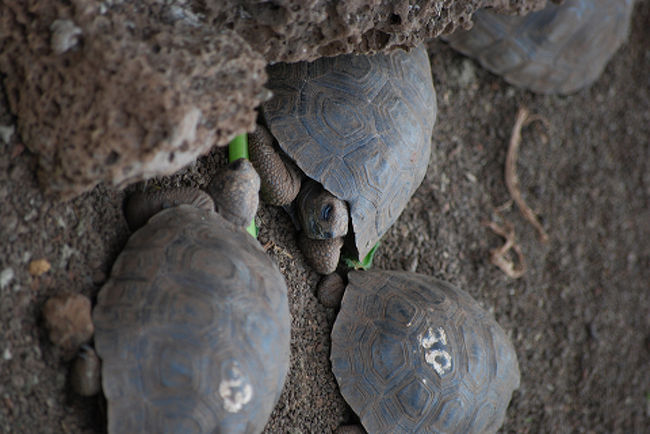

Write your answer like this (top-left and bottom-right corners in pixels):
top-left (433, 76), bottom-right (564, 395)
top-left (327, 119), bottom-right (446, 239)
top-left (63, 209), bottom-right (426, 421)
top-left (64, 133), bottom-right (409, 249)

top-left (296, 180), bottom-right (348, 240)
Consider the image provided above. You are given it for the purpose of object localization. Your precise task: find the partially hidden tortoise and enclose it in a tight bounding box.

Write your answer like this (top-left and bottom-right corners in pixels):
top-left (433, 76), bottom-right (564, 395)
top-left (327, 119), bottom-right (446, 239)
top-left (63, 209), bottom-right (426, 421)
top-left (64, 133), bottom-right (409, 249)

top-left (246, 0), bottom-right (634, 277)
top-left (444, 0), bottom-right (634, 94)
top-left (330, 270), bottom-right (520, 434)
top-left (92, 160), bottom-right (290, 434)
top-left (249, 44), bottom-right (437, 275)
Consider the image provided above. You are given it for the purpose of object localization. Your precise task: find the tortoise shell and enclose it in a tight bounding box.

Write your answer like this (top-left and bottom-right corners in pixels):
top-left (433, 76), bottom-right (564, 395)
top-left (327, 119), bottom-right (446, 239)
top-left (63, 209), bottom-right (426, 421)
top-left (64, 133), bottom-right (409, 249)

top-left (93, 205), bottom-right (290, 434)
top-left (331, 271), bottom-right (520, 434)
top-left (263, 45), bottom-right (436, 259)
top-left (444, 0), bottom-right (634, 94)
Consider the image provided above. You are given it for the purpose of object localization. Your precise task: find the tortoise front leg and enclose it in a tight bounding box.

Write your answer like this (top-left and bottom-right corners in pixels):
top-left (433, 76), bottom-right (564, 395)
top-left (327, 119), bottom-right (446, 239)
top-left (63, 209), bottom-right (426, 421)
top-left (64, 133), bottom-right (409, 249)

top-left (299, 233), bottom-right (343, 275)
top-left (249, 124), bottom-right (301, 206)
top-left (208, 158), bottom-right (261, 228)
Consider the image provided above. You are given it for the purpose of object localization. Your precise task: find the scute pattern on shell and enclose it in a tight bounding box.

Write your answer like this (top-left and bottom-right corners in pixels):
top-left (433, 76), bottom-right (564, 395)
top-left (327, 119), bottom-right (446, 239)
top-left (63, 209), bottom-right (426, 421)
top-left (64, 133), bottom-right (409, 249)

top-left (444, 0), bottom-right (634, 94)
top-left (263, 45), bottom-right (436, 259)
top-left (331, 271), bottom-right (520, 434)
top-left (93, 205), bottom-right (290, 434)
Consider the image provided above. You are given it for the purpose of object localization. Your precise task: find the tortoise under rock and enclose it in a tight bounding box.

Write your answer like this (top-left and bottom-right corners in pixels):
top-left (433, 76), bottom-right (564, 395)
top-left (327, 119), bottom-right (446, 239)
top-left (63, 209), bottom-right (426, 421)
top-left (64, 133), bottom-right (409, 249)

top-left (444, 0), bottom-right (634, 95)
top-left (330, 270), bottom-right (520, 434)
top-left (250, 44), bottom-right (437, 275)
top-left (93, 160), bottom-right (291, 434)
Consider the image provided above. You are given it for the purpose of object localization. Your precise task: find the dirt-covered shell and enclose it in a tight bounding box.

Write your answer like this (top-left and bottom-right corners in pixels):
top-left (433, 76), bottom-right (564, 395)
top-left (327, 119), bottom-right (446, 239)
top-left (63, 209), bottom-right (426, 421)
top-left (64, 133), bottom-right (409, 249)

top-left (93, 205), bottom-right (290, 434)
top-left (263, 45), bottom-right (436, 259)
top-left (444, 0), bottom-right (634, 94)
top-left (331, 270), bottom-right (520, 434)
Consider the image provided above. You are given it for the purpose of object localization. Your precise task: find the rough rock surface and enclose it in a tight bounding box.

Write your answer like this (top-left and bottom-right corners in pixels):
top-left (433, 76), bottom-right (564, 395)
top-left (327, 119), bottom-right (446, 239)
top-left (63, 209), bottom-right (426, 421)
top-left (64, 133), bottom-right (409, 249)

top-left (211, 0), bottom-right (550, 63)
top-left (0, 0), bottom-right (268, 199)
top-left (0, 0), bottom-right (547, 199)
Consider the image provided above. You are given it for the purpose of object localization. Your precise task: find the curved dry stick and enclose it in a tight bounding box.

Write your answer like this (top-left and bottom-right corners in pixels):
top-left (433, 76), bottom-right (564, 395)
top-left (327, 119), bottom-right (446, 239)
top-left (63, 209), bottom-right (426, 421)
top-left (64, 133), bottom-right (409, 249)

top-left (483, 220), bottom-right (526, 279)
top-left (506, 107), bottom-right (550, 243)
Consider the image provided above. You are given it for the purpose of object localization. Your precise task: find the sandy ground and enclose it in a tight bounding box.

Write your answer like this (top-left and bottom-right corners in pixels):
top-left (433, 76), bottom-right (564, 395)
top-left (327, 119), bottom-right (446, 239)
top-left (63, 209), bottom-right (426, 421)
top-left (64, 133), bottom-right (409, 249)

top-left (1, 1), bottom-right (649, 433)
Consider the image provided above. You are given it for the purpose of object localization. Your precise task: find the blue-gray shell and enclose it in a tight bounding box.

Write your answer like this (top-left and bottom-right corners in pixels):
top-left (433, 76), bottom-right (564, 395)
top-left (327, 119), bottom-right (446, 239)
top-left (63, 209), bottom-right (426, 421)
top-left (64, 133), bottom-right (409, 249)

top-left (444, 0), bottom-right (634, 94)
top-left (263, 45), bottom-right (436, 259)
top-left (93, 205), bottom-right (290, 434)
top-left (331, 271), bottom-right (520, 434)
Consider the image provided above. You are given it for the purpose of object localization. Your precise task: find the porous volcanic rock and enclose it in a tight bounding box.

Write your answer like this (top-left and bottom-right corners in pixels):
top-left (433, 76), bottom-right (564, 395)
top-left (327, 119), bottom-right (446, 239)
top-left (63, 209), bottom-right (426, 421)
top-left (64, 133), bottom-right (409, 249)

top-left (210, 0), bottom-right (550, 63)
top-left (0, 0), bottom-right (548, 199)
top-left (0, 1), bottom-right (268, 199)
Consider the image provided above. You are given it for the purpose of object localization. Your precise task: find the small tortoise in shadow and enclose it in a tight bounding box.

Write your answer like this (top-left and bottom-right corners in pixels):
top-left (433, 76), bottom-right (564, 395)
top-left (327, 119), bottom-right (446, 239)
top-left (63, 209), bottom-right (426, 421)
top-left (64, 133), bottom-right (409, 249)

top-left (249, 44), bottom-right (437, 275)
top-left (92, 160), bottom-right (291, 434)
top-left (444, 0), bottom-right (634, 94)
top-left (329, 270), bottom-right (520, 434)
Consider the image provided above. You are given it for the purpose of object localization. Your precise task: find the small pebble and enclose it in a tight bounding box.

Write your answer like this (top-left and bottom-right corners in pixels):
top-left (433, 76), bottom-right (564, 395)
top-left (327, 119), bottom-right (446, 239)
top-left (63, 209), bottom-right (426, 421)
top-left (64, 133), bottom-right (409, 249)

top-left (2, 348), bottom-right (12, 360)
top-left (60, 245), bottom-right (77, 266)
top-left (42, 292), bottom-right (94, 355)
top-left (0, 124), bottom-right (14, 144)
top-left (0, 268), bottom-right (14, 289)
top-left (457, 58), bottom-right (477, 88)
top-left (29, 259), bottom-right (51, 276)
top-left (50, 19), bottom-right (82, 54)
top-left (70, 346), bottom-right (101, 396)
top-left (317, 273), bottom-right (345, 309)
top-left (405, 255), bottom-right (419, 272)
top-left (23, 209), bottom-right (38, 222)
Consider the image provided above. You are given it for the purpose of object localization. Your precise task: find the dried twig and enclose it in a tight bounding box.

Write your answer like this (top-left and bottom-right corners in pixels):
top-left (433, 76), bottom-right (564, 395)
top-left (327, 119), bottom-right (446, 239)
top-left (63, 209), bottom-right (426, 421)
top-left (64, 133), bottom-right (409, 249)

top-left (262, 240), bottom-right (293, 259)
top-left (506, 107), bottom-right (550, 243)
top-left (495, 199), bottom-right (513, 213)
top-left (483, 219), bottom-right (526, 279)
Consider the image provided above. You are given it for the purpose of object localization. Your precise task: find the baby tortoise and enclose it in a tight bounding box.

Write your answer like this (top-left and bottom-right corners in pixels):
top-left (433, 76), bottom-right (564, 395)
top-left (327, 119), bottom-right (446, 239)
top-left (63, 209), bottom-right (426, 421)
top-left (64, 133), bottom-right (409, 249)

top-left (92, 160), bottom-right (291, 434)
top-left (445, 0), bottom-right (634, 94)
top-left (329, 270), bottom-right (520, 434)
top-left (250, 44), bottom-right (437, 274)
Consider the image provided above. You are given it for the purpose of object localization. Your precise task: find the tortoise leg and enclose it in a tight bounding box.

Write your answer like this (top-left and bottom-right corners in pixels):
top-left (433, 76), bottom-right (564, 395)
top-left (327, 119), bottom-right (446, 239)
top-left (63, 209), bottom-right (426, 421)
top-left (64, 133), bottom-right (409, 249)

top-left (316, 272), bottom-right (346, 308)
top-left (124, 187), bottom-right (214, 231)
top-left (299, 233), bottom-right (343, 275)
top-left (249, 124), bottom-right (301, 206)
top-left (207, 158), bottom-right (261, 228)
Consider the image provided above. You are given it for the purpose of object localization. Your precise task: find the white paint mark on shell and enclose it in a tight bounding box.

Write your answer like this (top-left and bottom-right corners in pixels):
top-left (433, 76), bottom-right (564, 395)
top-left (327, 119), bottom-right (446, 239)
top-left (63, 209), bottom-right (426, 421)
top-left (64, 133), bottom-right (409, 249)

top-left (219, 365), bottom-right (253, 413)
top-left (425, 349), bottom-right (453, 376)
top-left (419, 326), bottom-right (452, 376)
top-left (420, 326), bottom-right (447, 348)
